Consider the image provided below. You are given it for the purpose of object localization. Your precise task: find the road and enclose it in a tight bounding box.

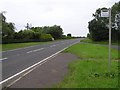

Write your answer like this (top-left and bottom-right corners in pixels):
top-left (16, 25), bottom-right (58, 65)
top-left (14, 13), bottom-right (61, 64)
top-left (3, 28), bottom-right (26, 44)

top-left (1, 39), bottom-right (81, 82)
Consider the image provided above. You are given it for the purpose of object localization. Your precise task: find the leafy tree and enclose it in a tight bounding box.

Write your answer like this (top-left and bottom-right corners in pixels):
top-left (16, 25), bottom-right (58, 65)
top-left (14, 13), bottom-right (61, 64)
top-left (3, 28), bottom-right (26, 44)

top-left (1, 13), bottom-right (15, 39)
top-left (15, 30), bottom-right (35, 40)
top-left (111, 2), bottom-right (120, 41)
top-left (48, 25), bottom-right (63, 39)
top-left (42, 25), bottom-right (63, 39)
top-left (88, 19), bottom-right (108, 41)
top-left (31, 27), bottom-right (43, 33)
top-left (33, 32), bottom-right (41, 40)
top-left (23, 30), bottom-right (35, 39)
top-left (88, 1), bottom-right (120, 41)
top-left (0, 11), bottom-right (6, 22)
top-left (67, 33), bottom-right (72, 37)
top-left (31, 25), bottom-right (63, 40)
top-left (2, 22), bottom-right (15, 39)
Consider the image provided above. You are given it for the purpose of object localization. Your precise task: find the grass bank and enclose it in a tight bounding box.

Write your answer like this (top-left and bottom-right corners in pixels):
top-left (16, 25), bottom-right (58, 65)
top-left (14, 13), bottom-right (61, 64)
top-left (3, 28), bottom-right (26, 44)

top-left (55, 43), bottom-right (119, 88)
top-left (0, 42), bottom-right (49, 51)
top-left (80, 38), bottom-right (120, 45)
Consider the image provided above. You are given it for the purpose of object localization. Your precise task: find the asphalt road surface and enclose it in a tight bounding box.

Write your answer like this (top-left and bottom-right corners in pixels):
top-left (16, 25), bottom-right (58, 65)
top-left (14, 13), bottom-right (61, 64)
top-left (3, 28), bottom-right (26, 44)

top-left (1, 39), bottom-right (82, 82)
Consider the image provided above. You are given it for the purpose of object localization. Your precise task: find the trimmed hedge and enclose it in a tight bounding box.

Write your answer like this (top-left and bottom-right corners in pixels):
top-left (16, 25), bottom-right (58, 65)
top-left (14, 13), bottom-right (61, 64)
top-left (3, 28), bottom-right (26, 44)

top-left (2, 34), bottom-right (53, 44)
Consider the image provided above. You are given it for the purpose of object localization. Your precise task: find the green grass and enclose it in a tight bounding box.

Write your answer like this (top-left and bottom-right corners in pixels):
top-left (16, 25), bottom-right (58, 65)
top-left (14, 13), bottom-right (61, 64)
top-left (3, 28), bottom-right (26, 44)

top-left (0, 42), bottom-right (49, 51)
top-left (81, 38), bottom-right (120, 45)
top-left (55, 43), bottom-right (119, 88)
top-left (64, 43), bottom-right (119, 59)
top-left (56, 59), bottom-right (118, 88)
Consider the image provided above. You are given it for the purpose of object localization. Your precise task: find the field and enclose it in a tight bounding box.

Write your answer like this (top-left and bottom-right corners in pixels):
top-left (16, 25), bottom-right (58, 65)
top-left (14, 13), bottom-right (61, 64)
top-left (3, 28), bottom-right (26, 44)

top-left (55, 43), bottom-right (119, 88)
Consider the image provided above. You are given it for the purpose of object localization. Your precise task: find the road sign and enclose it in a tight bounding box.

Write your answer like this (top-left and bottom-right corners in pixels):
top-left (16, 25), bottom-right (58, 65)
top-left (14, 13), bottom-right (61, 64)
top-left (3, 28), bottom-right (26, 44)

top-left (100, 8), bottom-right (111, 71)
top-left (101, 9), bottom-right (109, 17)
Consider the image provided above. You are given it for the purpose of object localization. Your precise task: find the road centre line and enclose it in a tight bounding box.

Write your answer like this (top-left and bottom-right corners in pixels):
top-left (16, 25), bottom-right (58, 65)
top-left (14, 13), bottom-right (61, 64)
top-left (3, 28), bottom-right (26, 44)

top-left (2, 44), bottom-right (43, 53)
top-left (27, 48), bottom-right (44, 53)
top-left (2, 40), bottom-right (66, 53)
top-left (0, 58), bottom-right (7, 61)
top-left (0, 40), bottom-right (79, 85)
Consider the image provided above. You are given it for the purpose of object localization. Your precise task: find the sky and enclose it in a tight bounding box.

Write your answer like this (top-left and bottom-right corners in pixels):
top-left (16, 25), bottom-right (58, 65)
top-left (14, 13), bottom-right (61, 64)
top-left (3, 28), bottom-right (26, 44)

top-left (0, 0), bottom-right (119, 36)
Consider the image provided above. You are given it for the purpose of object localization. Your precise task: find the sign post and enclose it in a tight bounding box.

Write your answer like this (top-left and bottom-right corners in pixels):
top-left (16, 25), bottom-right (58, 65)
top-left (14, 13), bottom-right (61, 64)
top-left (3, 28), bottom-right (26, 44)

top-left (108, 8), bottom-right (111, 71)
top-left (101, 8), bottom-right (111, 71)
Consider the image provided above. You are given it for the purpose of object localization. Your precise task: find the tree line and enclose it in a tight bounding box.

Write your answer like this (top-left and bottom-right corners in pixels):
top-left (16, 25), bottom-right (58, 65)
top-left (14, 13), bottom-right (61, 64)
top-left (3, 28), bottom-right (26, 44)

top-left (88, 1), bottom-right (120, 42)
top-left (0, 13), bottom-right (74, 44)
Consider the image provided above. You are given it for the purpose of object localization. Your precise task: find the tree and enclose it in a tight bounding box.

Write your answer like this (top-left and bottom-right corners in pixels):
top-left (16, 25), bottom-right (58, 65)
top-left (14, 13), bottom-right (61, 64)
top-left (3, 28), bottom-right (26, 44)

top-left (111, 1), bottom-right (120, 41)
top-left (0, 11), bottom-right (6, 22)
top-left (88, 1), bottom-right (120, 41)
top-left (42, 25), bottom-right (63, 39)
top-left (2, 22), bottom-right (15, 39)
top-left (67, 33), bottom-right (72, 37)
top-left (1, 13), bottom-right (15, 39)
top-left (88, 19), bottom-right (108, 41)
top-left (31, 27), bottom-right (43, 33)
top-left (111, 1), bottom-right (120, 27)
top-left (15, 30), bottom-right (35, 40)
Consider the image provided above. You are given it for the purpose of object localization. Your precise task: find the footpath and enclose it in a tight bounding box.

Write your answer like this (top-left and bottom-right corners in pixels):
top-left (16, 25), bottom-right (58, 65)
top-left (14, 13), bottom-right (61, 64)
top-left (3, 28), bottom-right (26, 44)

top-left (5, 53), bottom-right (78, 89)
top-left (4, 43), bottom-right (119, 89)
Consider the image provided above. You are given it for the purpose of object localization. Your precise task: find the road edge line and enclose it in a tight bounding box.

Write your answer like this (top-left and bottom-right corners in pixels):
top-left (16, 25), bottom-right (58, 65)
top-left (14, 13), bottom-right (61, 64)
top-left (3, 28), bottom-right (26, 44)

top-left (0, 41), bottom-right (79, 85)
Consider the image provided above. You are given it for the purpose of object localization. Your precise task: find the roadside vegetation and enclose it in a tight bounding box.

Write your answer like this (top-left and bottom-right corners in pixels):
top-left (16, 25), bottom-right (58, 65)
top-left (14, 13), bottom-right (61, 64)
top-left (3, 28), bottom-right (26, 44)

top-left (1, 12), bottom-right (77, 44)
top-left (87, 1), bottom-right (120, 43)
top-left (0, 12), bottom-right (82, 51)
top-left (1, 42), bottom-right (49, 51)
top-left (55, 43), bottom-right (119, 88)
top-left (80, 38), bottom-right (120, 45)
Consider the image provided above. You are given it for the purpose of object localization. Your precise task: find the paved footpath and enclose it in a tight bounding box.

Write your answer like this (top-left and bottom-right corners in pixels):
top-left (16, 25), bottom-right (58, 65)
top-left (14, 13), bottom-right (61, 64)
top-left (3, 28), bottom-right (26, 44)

top-left (6, 53), bottom-right (77, 88)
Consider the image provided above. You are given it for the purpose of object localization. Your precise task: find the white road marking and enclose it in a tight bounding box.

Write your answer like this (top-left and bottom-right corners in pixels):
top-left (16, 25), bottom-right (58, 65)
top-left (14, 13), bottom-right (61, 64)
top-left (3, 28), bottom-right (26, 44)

top-left (2, 44), bottom-right (45, 53)
top-left (0, 41), bottom-right (79, 85)
top-left (27, 48), bottom-right (44, 53)
top-left (0, 58), bottom-right (7, 61)
top-left (7, 61), bottom-right (47, 88)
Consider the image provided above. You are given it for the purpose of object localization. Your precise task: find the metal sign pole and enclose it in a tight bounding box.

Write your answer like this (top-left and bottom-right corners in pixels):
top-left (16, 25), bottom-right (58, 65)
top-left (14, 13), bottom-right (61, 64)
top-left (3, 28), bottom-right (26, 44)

top-left (101, 8), bottom-right (111, 71)
top-left (108, 8), bottom-right (111, 72)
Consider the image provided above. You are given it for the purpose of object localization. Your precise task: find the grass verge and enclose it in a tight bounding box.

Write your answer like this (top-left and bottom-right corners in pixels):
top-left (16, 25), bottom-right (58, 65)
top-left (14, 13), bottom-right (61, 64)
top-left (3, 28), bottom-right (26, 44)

top-left (80, 38), bottom-right (120, 45)
top-left (0, 42), bottom-right (49, 51)
top-left (55, 43), bottom-right (119, 88)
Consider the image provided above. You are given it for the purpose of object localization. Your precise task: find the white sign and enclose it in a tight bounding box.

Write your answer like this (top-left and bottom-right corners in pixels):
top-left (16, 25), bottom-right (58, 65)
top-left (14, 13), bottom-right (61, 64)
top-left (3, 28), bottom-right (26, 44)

top-left (101, 10), bottom-right (109, 17)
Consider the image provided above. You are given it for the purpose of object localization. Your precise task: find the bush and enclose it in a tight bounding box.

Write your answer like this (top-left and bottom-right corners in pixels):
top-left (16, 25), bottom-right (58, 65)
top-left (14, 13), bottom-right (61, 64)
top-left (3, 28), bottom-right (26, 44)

top-left (2, 33), bottom-right (53, 44)
top-left (40, 34), bottom-right (53, 41)
top-left (62, 35), bottom-right (73, 39)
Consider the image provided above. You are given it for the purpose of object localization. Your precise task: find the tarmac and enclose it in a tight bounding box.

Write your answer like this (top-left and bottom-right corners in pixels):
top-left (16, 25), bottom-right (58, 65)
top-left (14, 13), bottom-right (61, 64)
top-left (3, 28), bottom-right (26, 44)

top-left (7, 53), bottom-right (78, 88)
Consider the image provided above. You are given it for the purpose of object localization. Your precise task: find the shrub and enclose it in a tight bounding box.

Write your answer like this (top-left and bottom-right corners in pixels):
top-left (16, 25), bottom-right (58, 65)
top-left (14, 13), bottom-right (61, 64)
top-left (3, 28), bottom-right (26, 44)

top-left (40, 34), bottom-right (53, 41)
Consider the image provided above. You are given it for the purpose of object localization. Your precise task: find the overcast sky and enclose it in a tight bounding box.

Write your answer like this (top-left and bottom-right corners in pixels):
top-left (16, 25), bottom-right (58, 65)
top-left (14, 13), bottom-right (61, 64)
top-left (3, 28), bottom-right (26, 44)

top-left (0, 0), bottom-right (119, 36)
